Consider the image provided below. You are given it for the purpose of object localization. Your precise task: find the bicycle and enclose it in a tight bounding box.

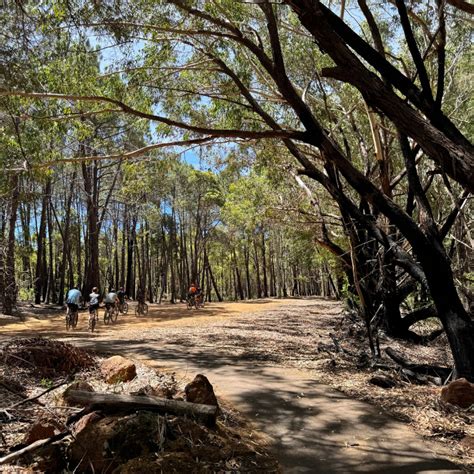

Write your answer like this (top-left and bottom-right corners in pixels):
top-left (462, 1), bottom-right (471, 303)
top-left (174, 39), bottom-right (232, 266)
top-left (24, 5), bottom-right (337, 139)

top-left (104, 304), bottom-right (118, 325)
top-left (66, 306), bottom-right (78, 330)
top-left (186, 295), bottom-right (195, 310)
top-left (88, 307), bottom-right (98, 332)
top-left (195, 294), bottom-right (204, 309)
top-left (135, 301), bottom-right (148, 317)
top-left (118, 301), bottom-right (128, 314)
top-left (187, 294), bottom-right (204, 310)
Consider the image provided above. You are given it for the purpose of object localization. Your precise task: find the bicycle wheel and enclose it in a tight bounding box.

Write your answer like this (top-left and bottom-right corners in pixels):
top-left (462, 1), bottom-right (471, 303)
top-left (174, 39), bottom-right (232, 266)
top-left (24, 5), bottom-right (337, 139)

top-left (112, 307), bottom-right (119, 323)
top-left (66, 312), bottom-right (71, 330)
top-left (72, 311), bottom-right (78, 328)
top-left (143, 303), bottom-right (148, 315)
top-left (104, 310), bottom-right (110, 325)
top-left (88, 312), bottom-right (94, 332)
top-left (134, 305), bottom-right (140, 317)
top-left (123, 302), bottom-right (128, 314)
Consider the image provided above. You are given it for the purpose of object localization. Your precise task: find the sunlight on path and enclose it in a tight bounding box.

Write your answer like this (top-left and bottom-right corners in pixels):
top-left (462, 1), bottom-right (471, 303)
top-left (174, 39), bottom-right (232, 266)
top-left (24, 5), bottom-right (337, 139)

top-left (0, 298), bottom-right (302, 338)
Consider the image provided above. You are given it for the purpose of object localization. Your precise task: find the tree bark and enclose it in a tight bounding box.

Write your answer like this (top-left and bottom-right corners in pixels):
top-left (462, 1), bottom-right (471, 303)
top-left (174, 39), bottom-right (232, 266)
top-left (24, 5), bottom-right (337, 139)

top-left (3, 175), bottom-right (20, 315)
top-left (34, 180), bottom-right (50, 304)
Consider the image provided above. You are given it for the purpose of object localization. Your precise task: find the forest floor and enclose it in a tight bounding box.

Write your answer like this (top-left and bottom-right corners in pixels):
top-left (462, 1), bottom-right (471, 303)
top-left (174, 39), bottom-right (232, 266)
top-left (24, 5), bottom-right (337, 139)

top-left (0, 297), bottom-right (472, 472)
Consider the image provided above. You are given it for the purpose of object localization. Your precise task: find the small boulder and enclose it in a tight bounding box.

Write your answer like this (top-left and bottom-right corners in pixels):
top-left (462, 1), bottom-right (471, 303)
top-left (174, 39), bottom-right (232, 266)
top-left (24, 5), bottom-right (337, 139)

top-left (63, 381), bottom-right (94, 406)
top-left (440, 378), bottom-right (474, 409)
top-left (100, 356), bottom-right (136, 384)
top-left (184, 374), bottom-right (218, 407)
top-left (22, 421), bottom-right (57, 445)
top-left (73, 411), bottom-right (103, 435)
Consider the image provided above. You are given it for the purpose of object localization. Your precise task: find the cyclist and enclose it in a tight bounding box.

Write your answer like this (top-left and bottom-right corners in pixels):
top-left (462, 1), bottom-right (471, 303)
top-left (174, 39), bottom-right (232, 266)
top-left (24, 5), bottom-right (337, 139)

top-left (104, 288), bottom-right (118, 312)
top-left (118, 287), bottom-right (126, 305)
top-left (66, 285), bottom-right (82, 315)
top-left (187, 282), bottom-right (202, 305)
top-left (136, 286), bottom-right (145, 305)
top-left (89, 286), bottom-right (100, 314)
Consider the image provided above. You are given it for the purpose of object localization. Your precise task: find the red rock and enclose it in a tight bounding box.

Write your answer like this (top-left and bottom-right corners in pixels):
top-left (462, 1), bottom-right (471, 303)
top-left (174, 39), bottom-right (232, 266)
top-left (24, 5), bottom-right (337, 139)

top-left (100, 356), bottom-right (136, 384)
top-left (73, 411), bottom-right (103, 435)
top-left (22, 421), bottom-right (56, 445)
top-left (184, 374), bottom-right (218, 407)
top-left (440, 378), bottom-right (474, 409)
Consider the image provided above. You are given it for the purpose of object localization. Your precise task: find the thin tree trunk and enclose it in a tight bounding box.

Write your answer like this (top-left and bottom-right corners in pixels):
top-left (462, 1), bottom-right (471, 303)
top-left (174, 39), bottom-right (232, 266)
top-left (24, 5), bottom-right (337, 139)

top-left (34, 180), bottom-right (50, 304)
top-left (261, 232), bottom-right (269, 298)
top-left (3, 175), bottom-right (20, 315)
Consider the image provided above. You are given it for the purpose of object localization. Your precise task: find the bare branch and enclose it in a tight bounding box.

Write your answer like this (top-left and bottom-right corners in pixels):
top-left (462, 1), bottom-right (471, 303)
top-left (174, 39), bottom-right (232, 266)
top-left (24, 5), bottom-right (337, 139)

top-left (41, 137), bottom-right (216, 166)
top-left (0, 90), bottom-right (305, 141)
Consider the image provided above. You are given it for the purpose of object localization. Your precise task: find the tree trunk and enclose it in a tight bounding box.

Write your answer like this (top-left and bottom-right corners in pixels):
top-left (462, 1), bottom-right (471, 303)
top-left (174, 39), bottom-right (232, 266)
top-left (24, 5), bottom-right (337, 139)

top-left (244, 243), bottom-right (252, 299)
top-left (205, 251), bottom-right (222, 302)
top-left (57, 173), bottom-right (75, 305)
top-left (34, 180), bottom-right (50, 304)
top-left (126, 215), bottom-right (136, 298)
top-left (82, 161), bottom-right (100, 294)
top-left (253, 238), bottom-right (262, 298)
top-left (3, 175), bottom-right (20, 315)
top-left (261, 232), bottom-right (269, 298)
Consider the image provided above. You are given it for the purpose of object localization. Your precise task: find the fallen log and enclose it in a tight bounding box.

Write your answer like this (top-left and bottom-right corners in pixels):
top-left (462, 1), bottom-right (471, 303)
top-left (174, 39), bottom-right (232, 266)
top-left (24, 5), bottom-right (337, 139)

top-left (65, 390), bottom-right (218, 427)
top-left (400, 368), bottom-right (442, 386)
top-left (385, 347), bottom-right (451, 381)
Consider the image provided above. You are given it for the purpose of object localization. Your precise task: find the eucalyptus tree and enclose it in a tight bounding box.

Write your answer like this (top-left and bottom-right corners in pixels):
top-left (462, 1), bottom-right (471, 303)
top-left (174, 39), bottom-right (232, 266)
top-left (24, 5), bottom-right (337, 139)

top-left (1, 1), bottom-right (472, 379)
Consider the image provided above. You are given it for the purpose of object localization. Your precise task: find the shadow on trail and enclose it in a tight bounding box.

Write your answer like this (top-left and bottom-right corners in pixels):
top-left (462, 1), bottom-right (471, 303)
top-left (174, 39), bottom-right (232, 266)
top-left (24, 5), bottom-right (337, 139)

top-left (65, 338), bottom-right (459, 473)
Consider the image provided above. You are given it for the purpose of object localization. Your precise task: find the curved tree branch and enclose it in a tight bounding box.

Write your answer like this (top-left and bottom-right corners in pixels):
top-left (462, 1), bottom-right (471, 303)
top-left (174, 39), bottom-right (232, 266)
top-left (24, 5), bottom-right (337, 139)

top-left (0, 90), bottom-right (305, 141)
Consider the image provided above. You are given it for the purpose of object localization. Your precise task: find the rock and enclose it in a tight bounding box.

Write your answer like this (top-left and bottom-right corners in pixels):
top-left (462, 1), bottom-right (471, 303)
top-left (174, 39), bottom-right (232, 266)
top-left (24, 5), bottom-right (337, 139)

top-left (72, 411), bottom-right (103, 435)
top-left (369, 375), bottom-right (397, 389)
top-left (63, 381), bottom-right (94, 406)
top-left (68, 416), bottom-right (121, 472)
top-left (100, 356), bottom-right (137, 384)
top-left (22, 421), bottom-right (57, 445)
top-left (184, 374), bottom-right (218, 407)
top-left (440, 378), bottom-right (474, 409)
top-left (68, 412), bottom-right (165, 472)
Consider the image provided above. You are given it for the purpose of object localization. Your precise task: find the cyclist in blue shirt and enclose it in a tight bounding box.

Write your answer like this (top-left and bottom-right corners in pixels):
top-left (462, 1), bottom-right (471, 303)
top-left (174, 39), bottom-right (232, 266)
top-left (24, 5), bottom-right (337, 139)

top-left (66, 286), bottom-right (82, 313)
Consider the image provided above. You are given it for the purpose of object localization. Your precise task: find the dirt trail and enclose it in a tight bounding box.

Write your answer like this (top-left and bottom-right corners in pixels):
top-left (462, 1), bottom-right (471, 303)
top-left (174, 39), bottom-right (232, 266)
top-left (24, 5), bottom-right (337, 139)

top-left (0, 299), bottom-right (288, 337)
top-left (0, 298), bottom-right (461, 473)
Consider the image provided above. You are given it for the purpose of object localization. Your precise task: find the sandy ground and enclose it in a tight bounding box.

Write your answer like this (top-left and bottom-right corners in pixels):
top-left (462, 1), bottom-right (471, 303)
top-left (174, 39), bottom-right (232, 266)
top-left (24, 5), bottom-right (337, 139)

top-left (0, 298), bottom-right (294, 337)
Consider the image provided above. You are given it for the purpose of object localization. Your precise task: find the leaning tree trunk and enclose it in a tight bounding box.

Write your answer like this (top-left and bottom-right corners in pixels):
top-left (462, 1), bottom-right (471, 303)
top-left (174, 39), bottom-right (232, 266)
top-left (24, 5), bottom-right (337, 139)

top-left (422, 249), bottom-right (474, 381)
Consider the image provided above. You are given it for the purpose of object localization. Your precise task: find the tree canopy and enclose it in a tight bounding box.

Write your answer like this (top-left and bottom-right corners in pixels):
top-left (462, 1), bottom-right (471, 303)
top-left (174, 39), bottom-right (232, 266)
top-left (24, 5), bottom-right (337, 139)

top-left (0, 0), bottom-right (472, 380)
